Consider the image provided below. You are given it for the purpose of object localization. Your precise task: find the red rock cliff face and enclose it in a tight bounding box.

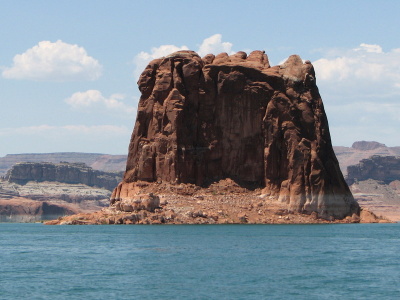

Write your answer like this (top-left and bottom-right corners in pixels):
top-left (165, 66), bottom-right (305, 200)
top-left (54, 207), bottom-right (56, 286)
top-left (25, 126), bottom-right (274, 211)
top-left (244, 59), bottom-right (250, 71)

top-left (112, 50), bottom-right (358, 219)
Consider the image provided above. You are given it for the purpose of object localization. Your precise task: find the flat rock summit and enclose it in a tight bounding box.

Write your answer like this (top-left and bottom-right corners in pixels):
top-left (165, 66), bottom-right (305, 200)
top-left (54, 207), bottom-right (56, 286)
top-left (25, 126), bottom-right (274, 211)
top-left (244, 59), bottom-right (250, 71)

top-left (48, 50), bottom-right (383, 225)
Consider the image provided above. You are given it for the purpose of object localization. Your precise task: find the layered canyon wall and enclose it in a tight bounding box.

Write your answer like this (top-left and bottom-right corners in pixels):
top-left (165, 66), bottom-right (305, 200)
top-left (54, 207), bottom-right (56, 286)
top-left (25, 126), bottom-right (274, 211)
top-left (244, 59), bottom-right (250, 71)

top-left (347, 155), bottom-right (400, 184)
top-left (6, 162), bottom-right (122, 191)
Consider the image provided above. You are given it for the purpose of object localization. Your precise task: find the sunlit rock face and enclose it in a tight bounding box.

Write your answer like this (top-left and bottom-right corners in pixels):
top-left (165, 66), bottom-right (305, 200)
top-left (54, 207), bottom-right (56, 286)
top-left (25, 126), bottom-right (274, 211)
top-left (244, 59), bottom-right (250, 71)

top-left (112, 50), bottom-right (359, 219)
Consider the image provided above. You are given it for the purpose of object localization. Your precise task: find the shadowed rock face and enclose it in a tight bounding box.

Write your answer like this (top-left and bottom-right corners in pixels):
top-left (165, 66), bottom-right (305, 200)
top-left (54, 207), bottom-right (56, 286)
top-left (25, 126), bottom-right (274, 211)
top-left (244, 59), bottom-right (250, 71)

top-left (112, 50), bottom-right (358, 219)
top-left (0, 199), bottom-right (77, 223)
top-left (0, 153), bottom-right (127, 176)
top-left (6, 162), bottom-right (122, 191)
top-left (347, 155), bottom-right (400, 185)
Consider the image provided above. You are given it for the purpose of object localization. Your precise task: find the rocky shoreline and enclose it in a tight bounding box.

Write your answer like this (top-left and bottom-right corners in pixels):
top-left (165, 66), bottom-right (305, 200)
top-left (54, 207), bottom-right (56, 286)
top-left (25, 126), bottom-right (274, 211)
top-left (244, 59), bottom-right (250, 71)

top-left (45, 180), bottom-right (391, 225)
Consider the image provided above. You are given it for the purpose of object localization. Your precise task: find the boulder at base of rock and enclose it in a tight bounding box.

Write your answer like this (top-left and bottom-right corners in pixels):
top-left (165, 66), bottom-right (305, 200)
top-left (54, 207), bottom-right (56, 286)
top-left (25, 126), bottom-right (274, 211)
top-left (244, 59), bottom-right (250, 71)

top-left (112, 193), bottom-right (160, 212)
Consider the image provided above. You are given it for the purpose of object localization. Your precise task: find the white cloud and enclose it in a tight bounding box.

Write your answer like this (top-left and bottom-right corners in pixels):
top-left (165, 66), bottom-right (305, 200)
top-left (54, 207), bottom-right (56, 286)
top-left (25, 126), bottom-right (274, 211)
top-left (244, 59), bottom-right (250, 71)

top-left (133, 44), bottom-right (189, 79)
top-left (133, 34), bottom-right (234, 80)
top-left (312, 57), bottom-right (354, 81)
top-left (65, 90), bottom-right (136, 115)
top-left (2, 40), bottom-right (102, 81)
top-left (311, 44), bottom-right (400, 146)
top-left (313, 43), bottom-right (400, 98)
top-left (135, 45), bottom-right (190, 63)
top-left (354, 43), bottom-right (383, 53)
top-left (197, 34), bottom-right (233, 57)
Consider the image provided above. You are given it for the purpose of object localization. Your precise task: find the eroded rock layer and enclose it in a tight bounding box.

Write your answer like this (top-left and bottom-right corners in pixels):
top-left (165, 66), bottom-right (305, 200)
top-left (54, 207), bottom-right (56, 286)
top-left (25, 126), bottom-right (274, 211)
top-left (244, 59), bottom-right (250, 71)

top-left (6, 162), bottom-right (122, 191)
top-left (347, 155), bottom-right (400, 184)
top-left (112, 50), bottom-right (358, 219)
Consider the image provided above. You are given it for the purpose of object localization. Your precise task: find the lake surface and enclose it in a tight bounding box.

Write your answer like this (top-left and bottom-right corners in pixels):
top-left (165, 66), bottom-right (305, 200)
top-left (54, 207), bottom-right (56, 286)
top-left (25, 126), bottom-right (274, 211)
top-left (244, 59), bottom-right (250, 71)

top-left (1, 223), bottom-right (400, 299)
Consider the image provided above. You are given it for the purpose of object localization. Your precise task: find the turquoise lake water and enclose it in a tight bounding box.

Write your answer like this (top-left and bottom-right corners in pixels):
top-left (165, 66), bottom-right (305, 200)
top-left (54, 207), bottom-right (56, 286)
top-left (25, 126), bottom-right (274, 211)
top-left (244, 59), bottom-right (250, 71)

top-left (1, 223), bottom-right (400, 299)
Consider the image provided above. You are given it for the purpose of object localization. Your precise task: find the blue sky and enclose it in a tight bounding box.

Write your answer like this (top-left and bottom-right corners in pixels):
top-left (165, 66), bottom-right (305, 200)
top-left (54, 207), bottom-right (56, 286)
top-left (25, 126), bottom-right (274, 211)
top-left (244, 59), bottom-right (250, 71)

top-left (1, 0), bottom-right (400, 156)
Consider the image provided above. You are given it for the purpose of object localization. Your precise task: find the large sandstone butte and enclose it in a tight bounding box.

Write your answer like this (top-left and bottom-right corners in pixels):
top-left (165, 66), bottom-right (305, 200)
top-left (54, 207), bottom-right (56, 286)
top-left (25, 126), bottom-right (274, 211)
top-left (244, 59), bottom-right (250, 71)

top-left (112, 50), bottom-right (358, 219)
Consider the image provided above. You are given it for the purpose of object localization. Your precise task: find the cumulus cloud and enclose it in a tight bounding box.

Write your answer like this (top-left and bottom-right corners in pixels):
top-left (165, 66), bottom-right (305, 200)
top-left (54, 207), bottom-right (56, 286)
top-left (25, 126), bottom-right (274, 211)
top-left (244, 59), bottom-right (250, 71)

top-left (313, 43), bottom-right (400, 98)
top-left (65, 90), bottom-right (136, 115)
top-left (133, 34), bottom-right (234, 79)
top-left (310, 43), bottom-right (400, 146)
top-left (197, 34), bottom-right (233, 57)
top-left (133, 44), bottom-right (189, 79)
top-left (354, 43), bottom-right (383, 53)
top-left (2, 40), bottom-right (102, 81)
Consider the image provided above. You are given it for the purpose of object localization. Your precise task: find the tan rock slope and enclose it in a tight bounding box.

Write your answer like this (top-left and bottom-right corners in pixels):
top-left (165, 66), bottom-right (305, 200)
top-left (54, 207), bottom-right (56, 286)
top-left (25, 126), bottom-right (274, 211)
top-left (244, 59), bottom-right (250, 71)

top-left (112, 50), bottom-right (358, 220)
top-left (0, 180), bottom-right (111, 222)
top-left (345, 155), bottom-right (400, 222)
top-left (0, 162), bottom-right (119, 221)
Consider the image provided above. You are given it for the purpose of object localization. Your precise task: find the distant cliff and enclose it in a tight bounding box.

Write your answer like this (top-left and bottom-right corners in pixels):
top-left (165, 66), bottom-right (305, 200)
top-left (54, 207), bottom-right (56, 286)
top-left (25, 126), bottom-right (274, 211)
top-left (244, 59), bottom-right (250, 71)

top-left (333, 141), bottom-right (400, 175)
top-left (347, 155), bottom-right (400, 185)
top-left (0, 199), bottom-right (78, 223)
top-left (0, 153), bottom-right (126, 176)
top-left (5, 162), bottom-right (122, 191)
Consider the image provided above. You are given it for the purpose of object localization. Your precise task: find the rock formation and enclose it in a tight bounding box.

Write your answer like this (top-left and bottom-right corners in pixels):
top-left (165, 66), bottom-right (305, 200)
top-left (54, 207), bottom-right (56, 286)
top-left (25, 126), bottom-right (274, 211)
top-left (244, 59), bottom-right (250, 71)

top-left (349, 179), bottom-right (400, 222)
top-left (0, 153), bottom-right (126, 176)
top-left (351, 141), bottom-right (386, 151)
top-left (347, 155), bottom-right (400, 185)
top-left (5, 162), bottom-right (122, 191)
top-left (333, 141), bottom-right (400, 176)
top-left (0, 179), bottom-right (111, 222)
top-left (0, 198), bottom-right (78, 223)
top-left (111, 50), bottom-right (358, 219)
top-left (0, 162), bottom-right (120, 222)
